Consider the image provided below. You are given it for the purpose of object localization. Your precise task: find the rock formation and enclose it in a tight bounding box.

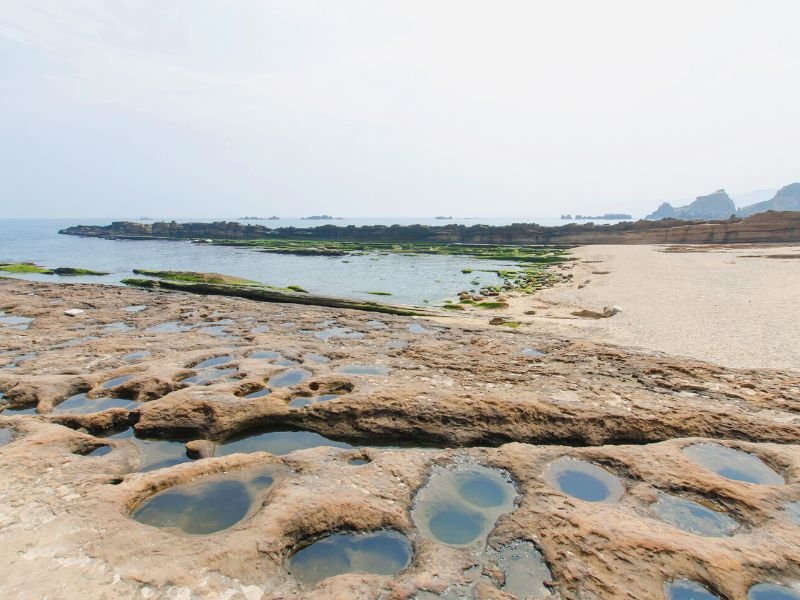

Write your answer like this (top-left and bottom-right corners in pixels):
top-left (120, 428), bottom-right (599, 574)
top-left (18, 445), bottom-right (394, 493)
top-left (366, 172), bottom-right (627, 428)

top-left (738, 183), bottom-right (800, 217)
top-left (0, 278), bottom-right (798, 599)
top-left (646, 189), bottom-right (737, 220)
top-left (60, 211), bottom-right (800, 246)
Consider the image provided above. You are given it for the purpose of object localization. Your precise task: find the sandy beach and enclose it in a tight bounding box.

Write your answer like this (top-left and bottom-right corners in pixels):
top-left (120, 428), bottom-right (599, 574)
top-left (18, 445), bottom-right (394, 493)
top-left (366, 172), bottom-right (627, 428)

top-left (523, 244), bottom-right (800, 371)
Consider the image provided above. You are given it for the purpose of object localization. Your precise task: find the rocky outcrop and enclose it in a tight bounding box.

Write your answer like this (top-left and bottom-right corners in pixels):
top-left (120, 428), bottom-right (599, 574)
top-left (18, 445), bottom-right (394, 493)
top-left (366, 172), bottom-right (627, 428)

top-left (60, 211), bottom-right (800, 245)
top-left (738, 183), bottom-right (800, 217)
top-left (646, 189), bottom-right (737, 220)
top-left (0, 279), bottom-right (798, 599)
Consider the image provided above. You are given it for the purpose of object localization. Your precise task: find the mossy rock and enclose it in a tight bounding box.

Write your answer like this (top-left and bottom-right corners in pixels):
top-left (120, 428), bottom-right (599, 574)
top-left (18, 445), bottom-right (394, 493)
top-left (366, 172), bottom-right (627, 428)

top-left (0, 263), bottom-right (53, 274)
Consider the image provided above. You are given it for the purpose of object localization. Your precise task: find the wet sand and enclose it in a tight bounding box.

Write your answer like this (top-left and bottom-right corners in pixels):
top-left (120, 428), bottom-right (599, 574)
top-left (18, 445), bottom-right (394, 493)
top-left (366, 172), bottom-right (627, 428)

top-left (526, 244), bottom-right (800, 371)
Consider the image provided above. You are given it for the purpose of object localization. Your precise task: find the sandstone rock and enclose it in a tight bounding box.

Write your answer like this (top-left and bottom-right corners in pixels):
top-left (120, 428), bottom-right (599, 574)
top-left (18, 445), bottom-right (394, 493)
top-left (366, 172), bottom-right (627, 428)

top-left (185, 439), bottom-right (217, 459)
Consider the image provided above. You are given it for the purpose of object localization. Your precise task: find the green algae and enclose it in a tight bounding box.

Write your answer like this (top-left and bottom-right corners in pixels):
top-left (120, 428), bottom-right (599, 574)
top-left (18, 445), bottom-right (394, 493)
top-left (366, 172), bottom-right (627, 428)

top-left (0, 263), bottom-right (53, 274)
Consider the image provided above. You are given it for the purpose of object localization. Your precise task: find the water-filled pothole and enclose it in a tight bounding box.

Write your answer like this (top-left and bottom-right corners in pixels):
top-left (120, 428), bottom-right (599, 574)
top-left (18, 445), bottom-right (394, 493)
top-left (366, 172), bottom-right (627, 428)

top-left (315, 327), bottom-right (364, 341)
top-left (495, 541), bottom-right (554, 598)
top-left (123, 305), bottom-right (147, 313)
top-left (0, 427), bottom-right (13, 446)
top-left (682, 444), bottom-right (785, 485)
top-left (103, 322), bottom-right (133, 332)
top-left (216, 429), bottom-right (353, 456)
top-left (785, 502), bottom-right (800, 524)
top-left (336, 364), bottom-right (390, 376)
top-left (412, 463), bottom-right (516, 547)
top-left (522, 348), bottom-right (545, 357)
top-left (248, 350), bottom-right (281, 360)
top-left (192, 355), bottom-right (234, 369)
top-left (543, 457), bottom-right (624, 503)
top-left (145, 321), bottom-right (192, 334)
top-left (55, 393), bottom-right (138, 414)
top-left (243, 388), bottom-right (271, 399)
top-left (110, 428), bottom-right (192, 472)
top-left (101, 375), bottom-right (133, 389)
top-left (408, 323), bottom-right (435, 335)
top-left (86, 445), bottom-right (113, 457)
top-left (288, 394), bottom-right (341, 408)
top-left (123, 350), bottom-right (151, 363)
top-left (305, 354), bottom-right (330, 364)
top-left (664, 579), bottom-right (720, 599)
top-left (268, 368), bottom-right (311, 388)
top-left (748, 583), bottom-right (800, 600)
top-left (287, 530), bottom-right (412, 587)
top-left (181, 367), bottom-right (238, 385)
top-left (0, 312), bottom-right (33, 329)
top-left (131, 468), bottom-right (277, 534)
top-left (3, 405), bottom-right (37, 415)
top-left (651, 493), bottom-right (738, 536)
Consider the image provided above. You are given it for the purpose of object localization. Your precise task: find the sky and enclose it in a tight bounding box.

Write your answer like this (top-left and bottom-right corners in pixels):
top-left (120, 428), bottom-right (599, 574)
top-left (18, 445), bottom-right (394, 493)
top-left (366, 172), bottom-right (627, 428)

top-left (1, 1), bottom-right (799, 219)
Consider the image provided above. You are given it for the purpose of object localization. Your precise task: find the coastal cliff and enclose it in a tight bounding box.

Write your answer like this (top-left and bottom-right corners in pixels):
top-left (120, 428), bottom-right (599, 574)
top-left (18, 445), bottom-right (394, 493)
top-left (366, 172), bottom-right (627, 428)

top-left (60, 211), bottom-right (800, 245)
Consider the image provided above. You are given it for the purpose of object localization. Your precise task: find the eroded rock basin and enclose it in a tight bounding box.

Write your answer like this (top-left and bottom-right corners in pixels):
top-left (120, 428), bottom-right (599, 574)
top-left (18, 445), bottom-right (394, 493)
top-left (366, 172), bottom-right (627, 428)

top-left (131, 467), bottom-right (279, 534)
top-left (287, 530), bottom-right (412, 587)
top-left (412, 463), bottom-right (516, 547)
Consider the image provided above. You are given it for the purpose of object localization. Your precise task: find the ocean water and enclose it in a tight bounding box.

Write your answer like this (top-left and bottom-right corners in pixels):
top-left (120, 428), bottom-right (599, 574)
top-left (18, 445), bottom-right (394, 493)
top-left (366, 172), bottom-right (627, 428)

top-left (0, 217), bottom-right (615, 305)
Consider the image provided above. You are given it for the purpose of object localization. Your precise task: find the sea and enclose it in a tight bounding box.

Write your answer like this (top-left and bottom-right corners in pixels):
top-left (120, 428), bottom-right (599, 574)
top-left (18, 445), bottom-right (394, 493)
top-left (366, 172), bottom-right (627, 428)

top-left (0, 216), bottom-right (622, 306)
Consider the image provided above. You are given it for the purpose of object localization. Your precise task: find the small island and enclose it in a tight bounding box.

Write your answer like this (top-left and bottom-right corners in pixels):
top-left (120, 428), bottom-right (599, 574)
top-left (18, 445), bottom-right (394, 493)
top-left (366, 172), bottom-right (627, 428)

top-left (435, 216), bottom-right (453, 220)
top-left (302, 215), bottom-right (342, 221)
top-left (267, 216), bottom-right (280, 220)
top-left (238, 216), bottom-right (265, 221)
top-left (561, 213), bottom-right (632, 220)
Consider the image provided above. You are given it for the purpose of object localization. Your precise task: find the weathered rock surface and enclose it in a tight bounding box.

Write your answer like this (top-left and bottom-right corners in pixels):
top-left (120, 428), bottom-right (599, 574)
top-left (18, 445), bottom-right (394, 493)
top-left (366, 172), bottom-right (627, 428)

top-left (0, 279), bottom-right (798, 599)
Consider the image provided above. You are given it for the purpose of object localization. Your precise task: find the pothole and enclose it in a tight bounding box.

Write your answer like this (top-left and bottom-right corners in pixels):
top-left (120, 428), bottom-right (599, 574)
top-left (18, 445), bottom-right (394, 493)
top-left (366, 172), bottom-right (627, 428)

top-left (664, 579), bottom-right (720, 599)
top-left (180, 367), bottom-right (238, 385)
top-left (288, 394), bottom-right (342, 408)
top-left (522, 348), bottom-right (545, 357)
top-left (287, 530), bottom-right (412, 587)
top-left (543, 457), bottom-right (624, 503)
top-left (411, 463), bottom-right (516, 547)
top-left (243, 388), bottom-right (271, 399)
top-left (191, 355), bottom-right (234, 369)
top-left (493, 541), bottom-right (555, 598)
top-left (650, 492), bottom-right (738, 536)
top-left (304, 354), bottom-right (330, 364)
top-left (54, 394), bottom-right (138, 414)
top-left (682, 444), bottom-right (785, 485)
top-left (130, 468), bottom-right (279, 535)
top-left (0, 427), bottom-right (13, 446)
top-left (103, 322), bottom-right (133, 332)
top-left (123, 305), bottom-right (147, 313)
top-left (215, 429), bottom-right (353, 456)
top-left (101, 375), bottom-right (133, 389)
top-left (748, 583), bottom-right (800, 600)
top-left (123, 351), bottom-right (151, 363)
top-left (268, 368), bottom-right (311, 388)
top-left (785, 502), bottom-right (800, 524)
top-left (109, 428), bottom-right (192, 472)
top-left (249, 350), bottom-right (280, 361)
top-left (145, 321), bottom-right (192, 334)
top-left (335, 364), bottom-right (390, 376)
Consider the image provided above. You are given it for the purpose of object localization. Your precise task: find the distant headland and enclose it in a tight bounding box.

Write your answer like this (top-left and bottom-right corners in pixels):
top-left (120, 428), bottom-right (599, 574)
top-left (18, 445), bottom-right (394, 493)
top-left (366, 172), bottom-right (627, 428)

top-left (646, 183), bottom-right (800, 220)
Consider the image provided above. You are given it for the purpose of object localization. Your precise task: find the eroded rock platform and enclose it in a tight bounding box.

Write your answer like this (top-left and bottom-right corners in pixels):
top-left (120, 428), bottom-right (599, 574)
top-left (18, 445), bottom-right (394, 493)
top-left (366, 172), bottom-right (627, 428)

top-left (1, 280), bottom-right (798, 599)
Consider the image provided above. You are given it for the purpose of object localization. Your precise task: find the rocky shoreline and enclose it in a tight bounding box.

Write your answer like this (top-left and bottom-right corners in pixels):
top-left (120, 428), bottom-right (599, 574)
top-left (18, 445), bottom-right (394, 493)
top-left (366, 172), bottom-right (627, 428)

top-left (0, 279), bottom-right (798, 599)
top-left (60, 211), bottom-right (800, 245)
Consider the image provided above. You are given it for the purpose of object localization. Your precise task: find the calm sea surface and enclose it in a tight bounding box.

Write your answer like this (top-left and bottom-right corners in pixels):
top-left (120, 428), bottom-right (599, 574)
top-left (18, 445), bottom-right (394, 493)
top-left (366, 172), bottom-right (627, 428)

top-left (0, 217), bottom-right (619, 305)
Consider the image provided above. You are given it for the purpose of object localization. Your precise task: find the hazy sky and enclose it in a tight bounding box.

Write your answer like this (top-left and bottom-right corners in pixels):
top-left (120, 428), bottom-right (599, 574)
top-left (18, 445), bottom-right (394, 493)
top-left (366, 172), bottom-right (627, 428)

top-left (2, 1), bottom-right (799, 218)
